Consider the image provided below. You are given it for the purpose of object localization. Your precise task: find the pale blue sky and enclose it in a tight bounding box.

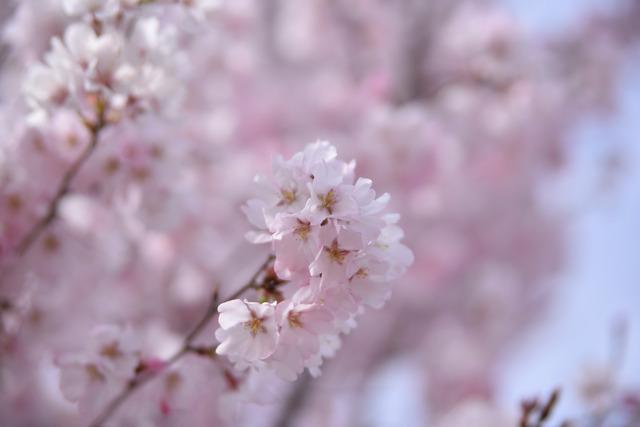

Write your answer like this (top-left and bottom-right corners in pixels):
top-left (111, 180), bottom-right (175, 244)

top-left (365, 1), bottom-right (640, 424)
top-left (498, 11), bottom-right (640, 422)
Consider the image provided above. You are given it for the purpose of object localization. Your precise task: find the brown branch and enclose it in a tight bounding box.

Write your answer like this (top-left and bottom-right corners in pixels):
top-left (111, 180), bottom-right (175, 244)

top-left (87, 254), bottom-right (275, 427)
top-left (15, 106), bottom-right (106, 257)
top-left (519, 388), bottom-right (561, 427)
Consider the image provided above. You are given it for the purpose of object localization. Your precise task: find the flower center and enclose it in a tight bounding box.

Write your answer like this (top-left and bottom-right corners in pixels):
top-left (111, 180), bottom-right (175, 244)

top-left (7, 193), bottom-right (23, 211)
top-left (100, 342), bottom-right (123, 359)
top-left (326, 239), bottom-right (349, 264)
top-left (279, 188), bottom-right (297, 206)
top-left (85, 363), bottom-right (105, 382)
top-left (104, 157), bottom-right (120, 174)
top-left (318, 189), bottom-right (337, 214)
top-left (43, 234), bottom-right (60, 253)
top-left (350, 268), bottom-right (368, 281)
top-left (287, 311), bottom-right (303, 329)
top-left (244, 318), bottom-right (266, 337)
top-left (165, 372), bottom-right (182, 391)
top-left (294, 219), bottom-right (311, 242)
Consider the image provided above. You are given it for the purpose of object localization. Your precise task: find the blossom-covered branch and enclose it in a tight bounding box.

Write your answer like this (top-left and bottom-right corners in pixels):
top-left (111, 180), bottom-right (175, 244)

top-left (11, 0), bottom-right (181, 257)
top-left (87, 254), bottom-right (275, 427)
top-left (15, 100), bottom-right (105, 256)
top-left (214, 142), bottom-right (413, 381)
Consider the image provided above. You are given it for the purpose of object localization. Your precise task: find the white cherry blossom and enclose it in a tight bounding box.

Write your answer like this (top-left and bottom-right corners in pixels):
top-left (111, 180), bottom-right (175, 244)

top-left (215, 300), bottom-right (278, 362)
top-left (223, 141), bottom-right (413, 381)
top-left (23, 14), bottom-right (180, 119)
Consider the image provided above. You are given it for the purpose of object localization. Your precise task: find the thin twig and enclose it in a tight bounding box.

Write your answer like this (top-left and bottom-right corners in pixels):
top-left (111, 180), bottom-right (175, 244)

top-left (15, 107), bottom-right (106, 256)
top-left (88, 254), bottom-right (275, 427)
top-left (519, 388), bottom-right (561, 427)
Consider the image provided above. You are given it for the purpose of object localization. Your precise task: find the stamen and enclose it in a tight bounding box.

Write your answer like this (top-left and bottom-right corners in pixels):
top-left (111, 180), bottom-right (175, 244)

top-left (7, 194), bottom-right (22, 211)
top-left (326, 239), bottom-right (349, 264)
top-left (244, 317), bottom-right (266, 337)
top-left (350, 268), bottom-right (368, 282)
top-left (100, 342), bottom-right (123, 359)
top-left (294, 219), bottom-right (311, 242)
top-left (287, 311), bottom-right (303, 329)
top-left (279, 188), bottom-right (297, 206)
top-left (85, 364), bottom-right (105, 382)
top-left (318, 189), bottom-right (337, 214)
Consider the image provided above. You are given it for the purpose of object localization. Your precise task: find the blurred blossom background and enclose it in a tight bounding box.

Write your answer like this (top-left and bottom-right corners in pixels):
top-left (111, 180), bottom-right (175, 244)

top-left (0, 0), bottom-right (639, 426)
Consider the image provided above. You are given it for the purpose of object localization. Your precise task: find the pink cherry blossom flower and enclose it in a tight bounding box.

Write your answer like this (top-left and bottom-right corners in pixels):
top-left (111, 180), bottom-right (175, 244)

top-left (267, 292), bottom-right (334, 381)
top-left (215, 299), bottom-right (278, 362)
top-left (56, 325), bottom-right (140, 415)
top-left (229, 141), bottom-right (413, 381)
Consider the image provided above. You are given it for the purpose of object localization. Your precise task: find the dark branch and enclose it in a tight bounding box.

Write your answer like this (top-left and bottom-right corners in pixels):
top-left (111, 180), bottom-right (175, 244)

top-left (87, 254), bottom-right (274, 427)
top-left (16, 105), bottom-right (106, 256)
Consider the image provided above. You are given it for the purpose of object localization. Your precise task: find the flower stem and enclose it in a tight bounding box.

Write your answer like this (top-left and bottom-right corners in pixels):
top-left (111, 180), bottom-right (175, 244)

top-left (87, 254), bottom-right (275, 427)
top-left (15, 108), bottom-right (106, 257)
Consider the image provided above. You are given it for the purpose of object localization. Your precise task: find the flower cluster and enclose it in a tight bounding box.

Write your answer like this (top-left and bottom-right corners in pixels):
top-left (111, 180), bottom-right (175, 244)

top-left (215, 142), bottom-right (413, 380)
top-left (56, 325), bottom-right (141, 416)
top-left (24, 0), bottom-right (181, 123)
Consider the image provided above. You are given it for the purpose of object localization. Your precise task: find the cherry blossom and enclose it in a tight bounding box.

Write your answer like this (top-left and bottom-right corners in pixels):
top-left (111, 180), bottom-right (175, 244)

top-left (216, 141), bottom-right (413, 381)
top-left (23, 5), bottom-right (180, 122)
top-left (0, 0), bottom-right (638, 426)
top-left (57, 325), bottom-right (140, 415)
top-left (215, 299), bottom-right (279, 362)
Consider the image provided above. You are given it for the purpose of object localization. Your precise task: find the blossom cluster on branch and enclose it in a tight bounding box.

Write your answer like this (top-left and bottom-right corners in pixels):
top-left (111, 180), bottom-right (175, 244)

top-left (25, 0), bottom-right (182, 126)
top-left (217, 142), bottom-right (412, 380)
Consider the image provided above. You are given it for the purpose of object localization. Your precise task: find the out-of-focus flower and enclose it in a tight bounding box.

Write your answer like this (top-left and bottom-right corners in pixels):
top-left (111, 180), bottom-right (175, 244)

top-left (56, 325), bottom-right (140, 414)
top-left (577, 363), bottom-right (617, 411)
top-left (62, 0), bottom-right (119, 17)
top-left (23, 11), bottom-right (180, 121)
top-left (434, 399), bottom-right (514, 427)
